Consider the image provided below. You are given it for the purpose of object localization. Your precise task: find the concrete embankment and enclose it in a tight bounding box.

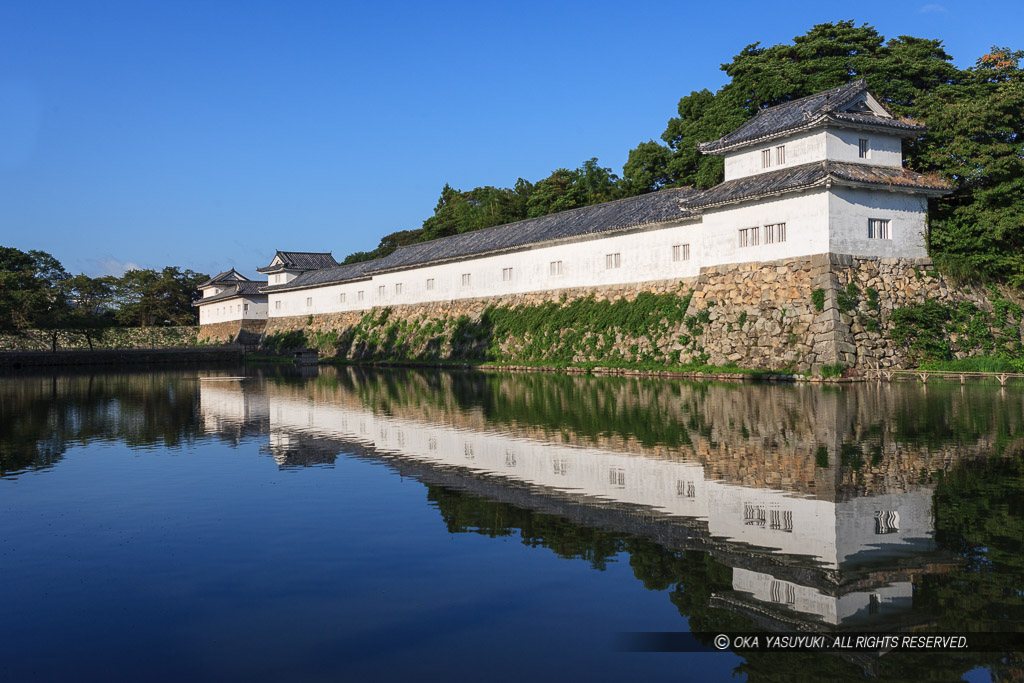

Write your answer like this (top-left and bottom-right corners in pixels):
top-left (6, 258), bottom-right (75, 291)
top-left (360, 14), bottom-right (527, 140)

top-left (0, 346), bottom-right (242, 369)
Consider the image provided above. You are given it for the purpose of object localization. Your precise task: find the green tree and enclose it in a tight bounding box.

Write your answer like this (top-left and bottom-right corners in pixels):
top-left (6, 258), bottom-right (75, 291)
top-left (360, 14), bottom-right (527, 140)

top-left (0, 246), bottom-right (69, 332)
top-left (58, 274), bottom-right (116, 349)
top-left (917, 48), bottom-right (1024, 284)
top-left (112, 267), bottom-right (207, 327)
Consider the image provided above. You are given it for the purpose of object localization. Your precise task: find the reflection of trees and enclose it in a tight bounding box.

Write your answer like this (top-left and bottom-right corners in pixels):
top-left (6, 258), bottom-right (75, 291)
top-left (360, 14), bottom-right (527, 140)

top-left (0, 372), bottom-right (205, 477)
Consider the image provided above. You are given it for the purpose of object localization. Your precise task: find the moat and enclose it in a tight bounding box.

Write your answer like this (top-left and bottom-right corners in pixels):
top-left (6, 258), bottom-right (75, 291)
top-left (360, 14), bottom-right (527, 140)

top-left (2, 366), bottom-right (1022, 681)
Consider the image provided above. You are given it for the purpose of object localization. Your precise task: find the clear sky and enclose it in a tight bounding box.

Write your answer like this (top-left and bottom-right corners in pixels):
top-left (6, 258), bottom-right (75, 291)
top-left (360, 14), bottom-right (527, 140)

top-left (1, 0), bottom-right (1019, 279)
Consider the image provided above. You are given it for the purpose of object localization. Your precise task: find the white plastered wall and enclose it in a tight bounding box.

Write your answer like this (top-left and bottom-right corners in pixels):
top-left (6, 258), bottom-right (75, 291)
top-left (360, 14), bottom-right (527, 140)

top-left (697, 189), bottom-right (830, 266)
top-left (825, 129), bottom-right (902, 168)
top-left (828, 186), bottom-right (929, 258)
top-left (268, 220), bottom-right (706, 317)
top-left (723, 131), bottom-right (826, 181)
top-left (198, 296), bottom-right (269, 324)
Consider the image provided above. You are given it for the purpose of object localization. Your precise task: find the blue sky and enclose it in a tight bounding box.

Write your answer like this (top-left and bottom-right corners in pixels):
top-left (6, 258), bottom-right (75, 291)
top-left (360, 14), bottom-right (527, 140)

top-left (1, 1), bottom-right (1019, 279)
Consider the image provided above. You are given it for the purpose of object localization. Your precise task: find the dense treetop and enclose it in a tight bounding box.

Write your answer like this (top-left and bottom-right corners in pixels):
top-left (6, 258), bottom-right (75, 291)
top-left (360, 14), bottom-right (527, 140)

top-left (347, 21), bottom-right (1023, 285)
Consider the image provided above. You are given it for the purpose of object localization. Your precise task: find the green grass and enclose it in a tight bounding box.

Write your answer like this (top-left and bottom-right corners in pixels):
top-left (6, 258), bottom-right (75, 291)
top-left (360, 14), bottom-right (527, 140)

top-left (918, 356), bottom-right (1022, 373)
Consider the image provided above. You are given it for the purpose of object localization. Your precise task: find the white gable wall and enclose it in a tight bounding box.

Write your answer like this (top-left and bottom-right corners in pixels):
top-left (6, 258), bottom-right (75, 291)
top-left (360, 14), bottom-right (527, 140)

top-left (825, 129), bottom-right (902, 167)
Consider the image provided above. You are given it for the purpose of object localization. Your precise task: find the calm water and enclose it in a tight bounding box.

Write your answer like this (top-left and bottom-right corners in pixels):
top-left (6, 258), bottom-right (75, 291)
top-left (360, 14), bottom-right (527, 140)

top-left (2, 367), bottom-right (1023, 681)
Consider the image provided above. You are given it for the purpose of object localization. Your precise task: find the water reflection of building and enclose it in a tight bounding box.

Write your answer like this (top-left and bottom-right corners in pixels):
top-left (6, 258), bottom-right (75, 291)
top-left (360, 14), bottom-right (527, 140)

top-left (200, 373), bottom-right (966, 631)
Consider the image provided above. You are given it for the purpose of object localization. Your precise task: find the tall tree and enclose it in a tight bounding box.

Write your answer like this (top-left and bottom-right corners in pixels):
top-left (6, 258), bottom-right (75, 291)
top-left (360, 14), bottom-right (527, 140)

top-left (0, 246), bottom-right (69, 332)
top-left (917, 48), bottom-right (1024, 284)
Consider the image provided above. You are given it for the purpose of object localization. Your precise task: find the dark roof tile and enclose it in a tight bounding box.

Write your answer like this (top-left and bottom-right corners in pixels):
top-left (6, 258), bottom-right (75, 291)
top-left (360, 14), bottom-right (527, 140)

top-left (683, 160), bottom-right (949, 210)
top-left (258, 251), bottom-right (338, 272)
top-left (698, 81), bottom-right (924, 153)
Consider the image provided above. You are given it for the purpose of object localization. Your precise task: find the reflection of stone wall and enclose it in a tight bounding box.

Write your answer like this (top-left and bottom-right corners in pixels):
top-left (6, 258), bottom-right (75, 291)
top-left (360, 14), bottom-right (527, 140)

top-left (197, 319), bottom-right (266, 344)
top-left (259, 254), bottom-right (1020, 373)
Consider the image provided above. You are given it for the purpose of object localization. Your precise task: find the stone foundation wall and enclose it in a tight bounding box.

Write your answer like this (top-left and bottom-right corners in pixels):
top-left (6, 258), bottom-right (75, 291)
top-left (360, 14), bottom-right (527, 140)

top-left (198, 319), bottom-right (266, 344)
top-left (0, 326), bottom-right (199, 351)
top-left (259, 254), bottom-right (1022, 373)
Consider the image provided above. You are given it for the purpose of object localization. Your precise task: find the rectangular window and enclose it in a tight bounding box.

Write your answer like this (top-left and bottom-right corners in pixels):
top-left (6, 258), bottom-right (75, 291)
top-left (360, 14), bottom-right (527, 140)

top-left (502, 267), bottom-right (513, 282)
top-left (761, 149), bottom-right (772, 168)
top-left (868, 218), bottom-right (891, 240)
top-left (306, 297), bottom-right (312, 307)
top-left (462, 273), bottom-right (471, 287)
top-left (672, 244), bottom-right (690, 261)
top-left (378, 285), bottom-right (386, 297)
top-left (357, 290), bottom-right (364, 302)
top-left (605, 253), bottom-right (621, 269)
top-left (858, 138), bottom-right (870, 159)
top-left (426, 278), bottom-right (434, 290)
top-left (395, 283), bottom-right (402, 295)
top-left (340, 292), bottom-right (346, 303)
top-left (275, 300), bottom-right (281, 310)
top-left (775, 145), bottom-right (785, 165)
top-left (243, 303), bottom-right (249, 313)
top-left (874, 510), bottom-right (899, 534)
top-left (549, 261), bottom-right (563, 276)
top-left (764, 223), bottom-right (786, 244)
top-left (738, 227), bottom-right (759, 248)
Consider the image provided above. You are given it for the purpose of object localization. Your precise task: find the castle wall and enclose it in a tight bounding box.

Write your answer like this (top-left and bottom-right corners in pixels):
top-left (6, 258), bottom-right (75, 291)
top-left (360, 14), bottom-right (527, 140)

top-left (261, 253), bottom-right (1018, 374)
top-left (198, 317), bottom-right (266, 344)
top-left (268, 220), bottom-right (701, 318)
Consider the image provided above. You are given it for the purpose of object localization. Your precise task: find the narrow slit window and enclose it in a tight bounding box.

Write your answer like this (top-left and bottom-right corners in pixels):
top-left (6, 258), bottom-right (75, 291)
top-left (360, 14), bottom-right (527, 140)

top-left (859, 138), bottom-right (870, 159)
top-left (761, 149), bottom-right (772, 168)
top-left (395, 282), bottom-right (402, 295)
top-left (378, 285), bottom-right (385, 297)
top-left (738, 227), bottom-right (759, 248)
top-left (868, 218), bottom-right (891, 240)
top-left (275, 300), bottom-right (281, 310)
top-left (764, 223), bottom-right (786, 244)
top-left (340, 292), bottom-right (346, 303)
top-left (426, 278), bottom-right (435, 290)
top-left (357, 290), bottom-right (364, 302)
top-left (306, 297), bottom-right (312, 307)
top-left (461, 273), bottom-right (471, 287)
top-left (243, 303), bottom-right (249, 313)
top-left (775, 145), bottom-right (785, 165)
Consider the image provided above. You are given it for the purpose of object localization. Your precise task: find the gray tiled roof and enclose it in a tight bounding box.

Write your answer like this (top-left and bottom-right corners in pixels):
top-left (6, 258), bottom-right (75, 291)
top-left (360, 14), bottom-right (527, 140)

top-left (698, 81), bottom-right (924, 154)
top-left (195, 280), bottom-right (268, 305)
top-left (367, 186), bottom-right (701, 274)
top-left (685, 160), bottom-right (949, 210)
top-left (198, 268), bottom-right (249, 288)
top-left (258, 251), bottom-right (338, 273)
top-left (260, 260), bottom-right (375, 293)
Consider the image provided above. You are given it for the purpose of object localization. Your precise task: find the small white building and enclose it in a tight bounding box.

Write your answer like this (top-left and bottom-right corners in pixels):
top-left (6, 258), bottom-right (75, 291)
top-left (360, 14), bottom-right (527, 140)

top-left (249, 80), bottom-right (948, 320)
top-left (195, 269), bottom-right (268, 326)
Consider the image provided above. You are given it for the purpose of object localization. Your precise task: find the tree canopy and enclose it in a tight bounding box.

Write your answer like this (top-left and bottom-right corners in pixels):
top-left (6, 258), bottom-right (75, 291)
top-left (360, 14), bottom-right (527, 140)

top-left (0, 246), bottom-right (208, 337)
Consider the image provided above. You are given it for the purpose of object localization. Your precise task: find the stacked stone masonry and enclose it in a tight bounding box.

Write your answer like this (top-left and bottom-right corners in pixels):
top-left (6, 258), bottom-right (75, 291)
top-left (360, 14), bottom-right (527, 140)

top-left (261, 253), bottom-right (1022, 374)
